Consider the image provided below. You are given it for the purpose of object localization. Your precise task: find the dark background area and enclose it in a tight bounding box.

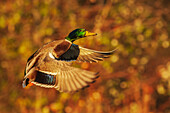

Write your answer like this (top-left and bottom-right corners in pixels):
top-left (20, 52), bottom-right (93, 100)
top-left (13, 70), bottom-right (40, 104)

top-left (0, 0), bottom-right (170, 113)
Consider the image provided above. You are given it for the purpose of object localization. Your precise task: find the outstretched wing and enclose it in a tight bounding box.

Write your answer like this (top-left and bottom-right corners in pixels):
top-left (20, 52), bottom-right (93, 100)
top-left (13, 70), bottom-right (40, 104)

top-left (52, 44), bottom-right (116, 63)
top-left (55, 66), bottom-right (98, 92)
top-left (31, 53), bottom-right (99, 92)
top-left (76, 46), bottom-right (116, 63)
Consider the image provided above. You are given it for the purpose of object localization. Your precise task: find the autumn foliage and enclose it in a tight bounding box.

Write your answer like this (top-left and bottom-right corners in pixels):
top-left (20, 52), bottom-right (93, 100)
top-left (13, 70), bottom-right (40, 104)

top-left (0, 0), bottom-right (170, 113)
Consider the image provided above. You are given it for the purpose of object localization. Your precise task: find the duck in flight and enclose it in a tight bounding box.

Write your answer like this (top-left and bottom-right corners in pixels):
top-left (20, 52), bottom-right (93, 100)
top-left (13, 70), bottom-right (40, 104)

top-left (22, 28), bottom-right (115, 92)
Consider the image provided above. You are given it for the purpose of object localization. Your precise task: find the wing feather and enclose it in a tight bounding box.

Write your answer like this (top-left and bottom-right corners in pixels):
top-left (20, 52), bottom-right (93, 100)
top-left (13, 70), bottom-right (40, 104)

top-left (74, 71), bottom-right (87, 87)
top-left (70, 71), bottom-right (82, 90)
top-left (73, 71), bottom-right (85, 88)
top-left (56, 73), bottom-right (61, 91)
top-left (62, 71), bottom-right (67, 92)
top-left (64, 72), bottom-right (72, 92)
top-left (60, 72), bottom-right (65, 92)
top-left (66, 73), bottom-right (75, 92)
top-left (55, 67), bottom-right (98, 92)
top-left (32, 62), bottom-right (99, 92)
top-left (78, 72), bottom-right (94, 83)
top-left (77, 46), bottom-right (116, 63)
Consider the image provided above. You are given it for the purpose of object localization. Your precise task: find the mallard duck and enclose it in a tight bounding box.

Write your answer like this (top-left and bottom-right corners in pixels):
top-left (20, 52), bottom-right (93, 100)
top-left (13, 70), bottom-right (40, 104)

top-left (23, 28), bottom-right (115, 92)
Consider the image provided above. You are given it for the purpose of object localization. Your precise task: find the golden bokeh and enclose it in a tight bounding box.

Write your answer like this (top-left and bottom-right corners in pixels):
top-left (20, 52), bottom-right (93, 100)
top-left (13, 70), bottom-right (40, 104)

top-left (0, 0), bottom-right (169, 113)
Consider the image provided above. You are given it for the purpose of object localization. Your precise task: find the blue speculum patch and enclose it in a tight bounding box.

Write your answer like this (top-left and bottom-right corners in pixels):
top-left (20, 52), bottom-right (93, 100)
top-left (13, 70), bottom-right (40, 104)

top-left (35, 71), bottom-right (56, 85)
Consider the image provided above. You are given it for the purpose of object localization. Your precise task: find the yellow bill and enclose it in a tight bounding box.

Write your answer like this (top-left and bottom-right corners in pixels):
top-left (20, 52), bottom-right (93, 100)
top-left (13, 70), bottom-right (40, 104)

top-left (85, 31), bottom-right (97, 37)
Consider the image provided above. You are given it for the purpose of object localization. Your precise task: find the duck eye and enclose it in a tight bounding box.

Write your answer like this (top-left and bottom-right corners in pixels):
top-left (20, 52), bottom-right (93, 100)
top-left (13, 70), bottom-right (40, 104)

top-left (79, 29), bottom-right (85, 32)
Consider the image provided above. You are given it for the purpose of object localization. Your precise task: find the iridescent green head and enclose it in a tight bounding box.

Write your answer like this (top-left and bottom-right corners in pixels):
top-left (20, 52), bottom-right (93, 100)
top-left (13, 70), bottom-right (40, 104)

top-left (65, 28), bottom-right (97, 42)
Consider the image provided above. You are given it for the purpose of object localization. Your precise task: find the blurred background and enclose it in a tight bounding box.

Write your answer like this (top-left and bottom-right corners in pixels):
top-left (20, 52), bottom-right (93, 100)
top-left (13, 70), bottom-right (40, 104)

top-left (0, 0), bottom-right (170, 113)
